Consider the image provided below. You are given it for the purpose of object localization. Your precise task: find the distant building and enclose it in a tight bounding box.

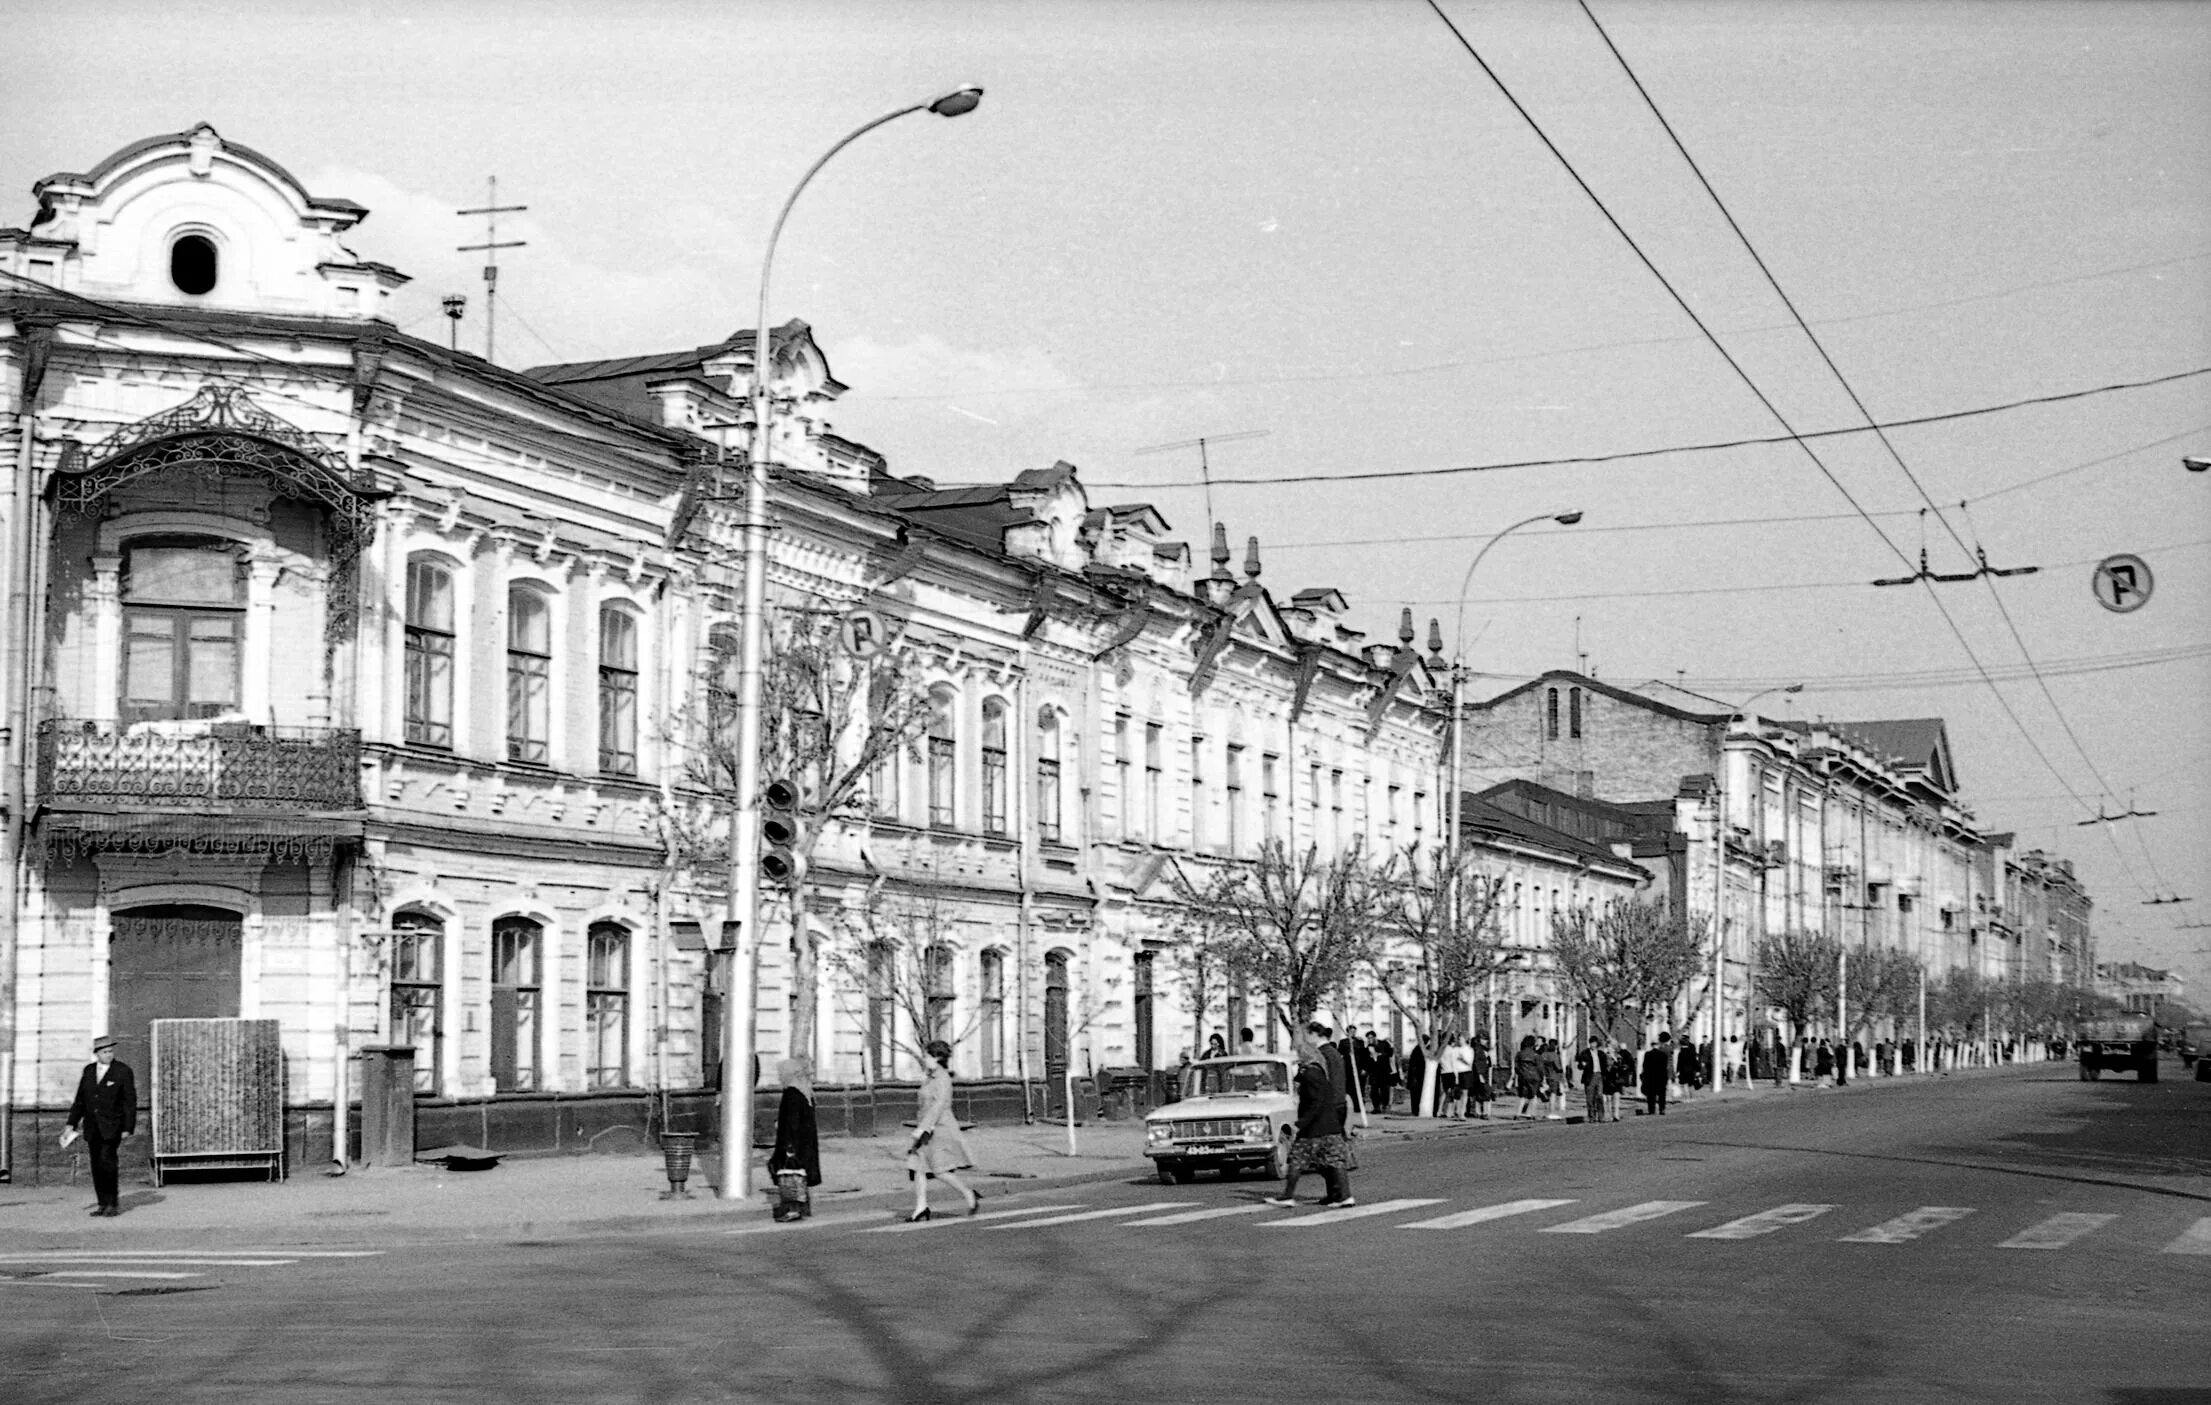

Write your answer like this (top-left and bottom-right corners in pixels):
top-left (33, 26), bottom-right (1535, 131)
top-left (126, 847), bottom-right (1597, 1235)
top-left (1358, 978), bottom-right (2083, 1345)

top-left (2098, 960), bottom-right (2181, 1020)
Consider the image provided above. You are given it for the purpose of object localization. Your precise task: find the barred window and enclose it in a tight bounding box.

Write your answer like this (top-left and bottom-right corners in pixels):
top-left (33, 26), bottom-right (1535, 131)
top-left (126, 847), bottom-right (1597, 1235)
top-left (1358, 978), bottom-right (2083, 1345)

top-left (1035, 709), bottom-right (1063, 844)
top-left (490, 917), bottom-right (542, 1093)
top-left (506, 587), bottom-right (552, 765)
top-left (586, 921), bottom-right (630, 1089)
top-left (404, 560), bottom-right (456, 747)
top-left (598, 607), bottom-right (639, 776)
top-left (389, 910), bottom-right (443, 1094)
top-left (981, 698), bottom-right (1008, 836)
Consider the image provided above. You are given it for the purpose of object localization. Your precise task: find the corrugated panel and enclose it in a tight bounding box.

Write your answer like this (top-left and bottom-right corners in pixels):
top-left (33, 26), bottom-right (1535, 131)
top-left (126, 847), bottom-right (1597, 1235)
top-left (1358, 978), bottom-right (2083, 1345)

top-left (152, 1018), bottom-right (284, 1159)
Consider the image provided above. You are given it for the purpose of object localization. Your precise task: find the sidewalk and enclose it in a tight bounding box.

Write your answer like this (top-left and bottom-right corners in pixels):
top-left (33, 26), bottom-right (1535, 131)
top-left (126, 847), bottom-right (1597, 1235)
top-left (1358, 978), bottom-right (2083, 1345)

top-left (0, 1120), bottom-right (1149, 1250)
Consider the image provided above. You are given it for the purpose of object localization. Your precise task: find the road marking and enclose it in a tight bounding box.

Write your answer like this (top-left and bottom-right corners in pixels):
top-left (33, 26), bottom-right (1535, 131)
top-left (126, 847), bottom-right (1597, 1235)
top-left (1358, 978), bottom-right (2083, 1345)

top-left (1262, 1198), bottom-right (1447, 1228)
top-left (0, 1249), bottom-right (384, 1260)
top-left (0, 1279), bottom-right (102, 1291)
top-left (38, 1270), bottom-right (202, 1281)
top-left (864, 1204), bottom-right (1087, 1234)
top-left (2161, 1218), bottom-right (2211, 1255)
top-left (1121, 1205), bottom-right (1275, 1227)
top-left (1688, 1204), bottom-right (1837, 1240)
top-left (0, 1256), bottom-right (294, 1267)
top-left (723, 1211), bottom-right (890, 1236)
top-left (1998, 1213), bottom-right (2117, 1250)
top-left (987, 1204), bottom-right (1199, 1231)
top-left (1839, 1207), bottom-right (1976, 1244)
top-left (1540, 1201), bottom-right (1707, 1235)
top-left (1398, 1198), bottom-right (1578, 1231)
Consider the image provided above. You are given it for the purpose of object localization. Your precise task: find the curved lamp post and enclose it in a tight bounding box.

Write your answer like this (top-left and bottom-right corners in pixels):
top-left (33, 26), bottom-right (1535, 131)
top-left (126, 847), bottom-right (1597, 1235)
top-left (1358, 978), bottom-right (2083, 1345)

top-left (719, 85), bottom-right (983, 1202)
top-left (1710, 681), bottom-right (1802, 1078)
top-left (1441, 510), bottom-right (1581, 1102)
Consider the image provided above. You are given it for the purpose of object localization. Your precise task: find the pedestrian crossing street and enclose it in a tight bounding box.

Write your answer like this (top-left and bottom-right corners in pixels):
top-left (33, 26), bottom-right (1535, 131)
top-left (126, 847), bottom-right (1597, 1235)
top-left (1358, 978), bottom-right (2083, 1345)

top-left (0, 1247), bottom-right (384, 1291)
top-left (841, 1196), bottom-right (2211, 1255)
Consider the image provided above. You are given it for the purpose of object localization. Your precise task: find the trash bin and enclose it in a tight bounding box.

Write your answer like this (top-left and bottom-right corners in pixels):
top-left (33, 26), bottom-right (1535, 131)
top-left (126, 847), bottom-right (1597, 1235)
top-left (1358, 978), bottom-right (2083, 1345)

top-left (660, 1132), bottom-right (698, 1198)
top-left (358, 1045), bottom-right (417, 1168)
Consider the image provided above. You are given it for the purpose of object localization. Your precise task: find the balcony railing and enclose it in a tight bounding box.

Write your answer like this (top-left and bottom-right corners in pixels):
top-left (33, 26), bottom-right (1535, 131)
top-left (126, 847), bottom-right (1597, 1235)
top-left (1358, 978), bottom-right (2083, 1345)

top-left (39, 720), bottom-right (363, 810)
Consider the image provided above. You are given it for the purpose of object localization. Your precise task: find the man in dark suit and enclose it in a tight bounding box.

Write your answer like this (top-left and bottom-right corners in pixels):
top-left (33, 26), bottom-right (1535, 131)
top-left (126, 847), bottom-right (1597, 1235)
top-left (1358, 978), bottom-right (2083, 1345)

top-left (1640, 1031), bottom-right (1674, 1117)
top-left (67, 1034), bottom-right (137, 1217)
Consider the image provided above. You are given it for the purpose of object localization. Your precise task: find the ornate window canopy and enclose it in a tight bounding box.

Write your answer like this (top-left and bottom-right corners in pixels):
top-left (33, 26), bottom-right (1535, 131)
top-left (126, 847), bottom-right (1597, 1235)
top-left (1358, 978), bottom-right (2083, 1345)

top-left (55, 381), bottom-right (383, 566)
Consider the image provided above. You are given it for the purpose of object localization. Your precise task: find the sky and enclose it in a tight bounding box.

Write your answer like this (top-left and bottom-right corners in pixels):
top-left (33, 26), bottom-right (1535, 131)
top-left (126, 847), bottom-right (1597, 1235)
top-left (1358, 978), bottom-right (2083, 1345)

top-left (7, 0), bottom-right (2208, 998)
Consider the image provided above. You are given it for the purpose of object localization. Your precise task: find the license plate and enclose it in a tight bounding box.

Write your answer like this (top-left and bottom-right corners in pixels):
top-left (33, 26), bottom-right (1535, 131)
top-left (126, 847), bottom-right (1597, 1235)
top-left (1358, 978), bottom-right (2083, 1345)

top-left (1183, 1142), bottom-right (1231, 1152)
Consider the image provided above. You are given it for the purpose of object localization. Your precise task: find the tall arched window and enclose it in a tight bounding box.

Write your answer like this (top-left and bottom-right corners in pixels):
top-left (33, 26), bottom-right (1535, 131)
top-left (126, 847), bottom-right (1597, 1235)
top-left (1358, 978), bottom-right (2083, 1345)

top-left (1569, 686), bottom-right (1583, 740)
top-left (598, 607), bottom-right (638, 776)
top-left (926, 689), bottom-right (957, 828)
top-left (405, 559), bottom-right (456, 747)
top-left (980, 698), bottom-right (1008, 835)
top-left (586, 921), bottom-right (630, 1088)
top-left (925, 943), bottom-right (956, 1045)
top-left (866, 940), bottom-right (895, 1077)
top-left (121, 536), bottom-right (241, 724)
top-left (1545, 687), bottom-right (1560, 741)
top-left (389, 910), bottom-right (444, 1093)
top-left (1035, 708), bottom-right (1063, 844)
top-left (705, 625), bottom-right (741, 791)
top-left (506, 587), bottom-right (552, 764)
top-left (491, 916), bottom-right (543, 1092)
top-left (978, 949), bottom-right (1005, 1077)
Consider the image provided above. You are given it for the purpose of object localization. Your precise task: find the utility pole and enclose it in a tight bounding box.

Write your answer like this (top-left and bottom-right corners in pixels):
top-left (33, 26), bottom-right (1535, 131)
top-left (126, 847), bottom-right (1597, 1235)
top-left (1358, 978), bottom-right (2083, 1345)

top-left (457, 178), bottom-right (526, 364)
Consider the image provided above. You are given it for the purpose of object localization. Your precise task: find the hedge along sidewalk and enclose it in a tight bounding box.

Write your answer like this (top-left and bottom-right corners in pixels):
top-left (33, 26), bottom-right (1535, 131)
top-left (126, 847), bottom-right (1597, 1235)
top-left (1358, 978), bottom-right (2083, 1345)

top-left (0, 1121), bottom-right (1155, 1251)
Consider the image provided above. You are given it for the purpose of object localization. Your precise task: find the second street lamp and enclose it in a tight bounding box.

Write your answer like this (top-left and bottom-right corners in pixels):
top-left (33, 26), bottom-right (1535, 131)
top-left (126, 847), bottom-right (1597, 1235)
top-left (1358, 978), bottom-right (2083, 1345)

top-left (718, 85), bottom-right (983, 1203)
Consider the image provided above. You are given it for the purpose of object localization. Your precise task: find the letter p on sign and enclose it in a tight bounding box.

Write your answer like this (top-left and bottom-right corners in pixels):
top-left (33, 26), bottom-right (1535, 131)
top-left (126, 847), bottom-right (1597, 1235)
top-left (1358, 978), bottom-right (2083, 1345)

top-left (2092, 554), bottom-right (2153, 613)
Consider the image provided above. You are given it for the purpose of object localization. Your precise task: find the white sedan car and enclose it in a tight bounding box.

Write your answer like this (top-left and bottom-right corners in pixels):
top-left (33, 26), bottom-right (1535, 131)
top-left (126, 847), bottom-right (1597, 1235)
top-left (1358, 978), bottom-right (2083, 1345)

top-left (1144, 1054), bottom-right (1298, 1184)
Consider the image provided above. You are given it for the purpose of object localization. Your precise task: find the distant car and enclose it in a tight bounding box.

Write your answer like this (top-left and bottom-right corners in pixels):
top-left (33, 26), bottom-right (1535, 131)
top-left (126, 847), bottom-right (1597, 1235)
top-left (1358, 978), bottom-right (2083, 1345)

top-left (2077, 1016), bottom-right (2160, 1083)
top-left (1144, 1054), bottom-right (1298, 1184)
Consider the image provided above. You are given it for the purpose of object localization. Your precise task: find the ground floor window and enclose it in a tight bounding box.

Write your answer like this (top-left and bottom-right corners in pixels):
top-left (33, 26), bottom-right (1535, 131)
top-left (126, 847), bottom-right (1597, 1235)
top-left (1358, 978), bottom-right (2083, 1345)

top-left (390, 911), bottom-right (443, 1093)
top-left (491, 917), bottom-right (542, 1092)
top-left (586, 921), bottom-right (629, 1089)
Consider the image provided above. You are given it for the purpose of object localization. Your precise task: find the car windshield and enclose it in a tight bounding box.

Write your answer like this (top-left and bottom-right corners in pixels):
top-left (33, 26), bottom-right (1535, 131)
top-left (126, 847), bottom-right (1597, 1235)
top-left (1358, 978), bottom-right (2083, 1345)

top-left (1185, 1060), bottom-right (1288, 1097)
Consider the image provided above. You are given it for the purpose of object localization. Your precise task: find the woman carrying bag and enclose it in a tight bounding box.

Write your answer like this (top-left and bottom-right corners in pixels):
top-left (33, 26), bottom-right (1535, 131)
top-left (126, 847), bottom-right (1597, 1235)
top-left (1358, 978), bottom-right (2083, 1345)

top-left (766, 1056), bottom-right (821, 1222)
top-left (905, 1039), bottom-right (982, 1222)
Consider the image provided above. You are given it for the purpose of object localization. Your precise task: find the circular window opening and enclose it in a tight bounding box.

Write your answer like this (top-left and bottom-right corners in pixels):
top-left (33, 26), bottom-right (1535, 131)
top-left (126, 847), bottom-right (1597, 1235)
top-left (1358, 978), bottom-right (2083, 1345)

top-left (170, 235), bottom-right (218, 295)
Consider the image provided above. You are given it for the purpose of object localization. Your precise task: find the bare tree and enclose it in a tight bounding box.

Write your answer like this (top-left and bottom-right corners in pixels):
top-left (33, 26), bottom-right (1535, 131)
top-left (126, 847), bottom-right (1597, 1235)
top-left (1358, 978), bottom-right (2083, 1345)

top-left (676, 598), bottom-right (934, 1062)
top-left (823, 879), bottom-right (979, 1083)
top-left (1842, 945), bottom-right (1922, 1044)
top-left (1365, 843), bottom-right (1506, 1050)
top-left (1551, 898), bottom-right (1710, 1041)
top-left (1169, 838), bottom-right (1390, 1039)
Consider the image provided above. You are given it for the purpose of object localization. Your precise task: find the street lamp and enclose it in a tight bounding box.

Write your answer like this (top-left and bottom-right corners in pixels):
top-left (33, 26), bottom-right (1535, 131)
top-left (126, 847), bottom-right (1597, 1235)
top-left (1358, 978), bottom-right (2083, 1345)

top-left (1442, 510), bottom-right (1581, 1093)
top-left (1710, 681), bottom-right (1802, 1078)
top-left (717, 85), bottom-right (983, 1202)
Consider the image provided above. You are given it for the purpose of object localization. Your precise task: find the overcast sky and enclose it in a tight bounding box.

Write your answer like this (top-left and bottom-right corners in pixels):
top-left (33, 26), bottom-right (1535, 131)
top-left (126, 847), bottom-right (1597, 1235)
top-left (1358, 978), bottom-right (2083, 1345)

top-left (8, 0), bottom-right (2207, 995)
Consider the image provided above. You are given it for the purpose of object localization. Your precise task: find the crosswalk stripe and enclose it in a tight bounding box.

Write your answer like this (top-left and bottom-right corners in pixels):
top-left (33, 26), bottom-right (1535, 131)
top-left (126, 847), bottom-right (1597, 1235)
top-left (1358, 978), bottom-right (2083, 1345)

top-left (2161, 1218), bottom-right (2211, 1255)
top-left (1262, 1198), bottom-right (1447, 1228)
top-left (0, 1249), bottom-right (383, 1260)
top-left (1121, 1205), bottom-right (1275, 1227)
top-left (1688, 1204), bottom-right (1837, 1240)
top-left (1999, 1213), bottom-right (2117, 1250)
top-left (988, 1204), bottom-right (1198, 1231)
top-left (0, 1257), bottom-right (294, 1267)
top-left (1839, 1207), bottom-right (1975, 1244)
top-left (1541, 1201), bottom-right (1706, 1234)
top-left (1398, 1198), bottom-right (1578, 1231)
top-left (0, 1279), bottom-right (102, 1291)
top-left (40, 1270), bottom-right (202, 1281)
top-left (863, 1204), bottom-right (1086, 1234)
top-left (724, 1211), bottom-right (888, 1236)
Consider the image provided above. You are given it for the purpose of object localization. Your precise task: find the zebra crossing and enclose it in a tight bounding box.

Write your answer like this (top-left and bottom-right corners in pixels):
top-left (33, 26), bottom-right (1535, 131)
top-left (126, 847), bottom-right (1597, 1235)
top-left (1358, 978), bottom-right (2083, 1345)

top-left (850, 1196), bottom-right (2211, 1255)
top-left (0, 1247), bottom-right (384, 1291)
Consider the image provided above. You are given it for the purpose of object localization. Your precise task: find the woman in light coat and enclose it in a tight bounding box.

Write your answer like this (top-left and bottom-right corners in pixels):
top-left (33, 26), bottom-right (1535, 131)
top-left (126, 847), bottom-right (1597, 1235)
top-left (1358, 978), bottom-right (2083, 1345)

top-left (905, 1039), bottom-right (981, 1222)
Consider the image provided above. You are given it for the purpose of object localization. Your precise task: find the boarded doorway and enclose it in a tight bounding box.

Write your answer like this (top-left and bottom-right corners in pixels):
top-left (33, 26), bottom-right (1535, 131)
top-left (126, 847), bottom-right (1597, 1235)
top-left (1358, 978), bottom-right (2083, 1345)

top-left (109, 905), bottom-right (244, 1082)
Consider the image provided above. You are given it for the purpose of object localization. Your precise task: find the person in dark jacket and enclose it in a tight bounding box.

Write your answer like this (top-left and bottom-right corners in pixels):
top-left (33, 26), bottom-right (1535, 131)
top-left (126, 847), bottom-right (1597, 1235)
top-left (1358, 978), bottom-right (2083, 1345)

top-left (1512, 1035), bottom-right (1544, 1118)
top-left (1640, 1032), bottom-right (1674, 1116)
top-left (67, 1034), bottom-right (137, 1217)
top-left (1676, 1035), bottom-right (1701, 1095)
top-left (1264, 1035), bottom-right (1353, 1208)
top-left (766, 1056), bottom-right (820, 1221)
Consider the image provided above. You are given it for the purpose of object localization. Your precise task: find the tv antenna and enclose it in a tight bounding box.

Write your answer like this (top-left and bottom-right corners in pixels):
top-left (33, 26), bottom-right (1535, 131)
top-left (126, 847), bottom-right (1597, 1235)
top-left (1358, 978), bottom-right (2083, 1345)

top-left (457, 176), bottom-right (527, 364)
top-left (2077, 792), bottom-right (2159, 826)
top-left (1133, 429), bottom-right (1269, 541)
top-left (2141, 892), bottom-right (2194, 906)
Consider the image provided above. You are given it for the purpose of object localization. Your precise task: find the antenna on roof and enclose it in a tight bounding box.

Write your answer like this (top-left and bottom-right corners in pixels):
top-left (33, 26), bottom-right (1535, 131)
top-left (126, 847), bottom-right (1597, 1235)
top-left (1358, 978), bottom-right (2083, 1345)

top-left (1133, 429), bottom-right (1269, 545)
top-left (457, 176), bottom-right (527, 364)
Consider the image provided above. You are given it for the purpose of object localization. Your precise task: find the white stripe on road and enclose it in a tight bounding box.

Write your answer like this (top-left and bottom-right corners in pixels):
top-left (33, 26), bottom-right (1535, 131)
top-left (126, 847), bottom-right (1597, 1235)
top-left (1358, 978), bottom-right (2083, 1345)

top-left (0, 1256), bottom-right (293, 1267)
top-left (1839, 1207), bottom-right (1976, 1244)
top-left (2161, 1217), bottom-right (2211, 1255)
top-left (0, 1249), bottom-right (383, 1259)
top-left (40, 1270), bottom-right (202, 1281)
top-left (1262, 1199), bottom-right (1447, 1228)
top-left (1398, 1199), bottom-right (1578, 1231)
top-left (0, 1279), bottom-right (102, 1291)
top-left (1687, 1204), bottom-right (1837, 1240)
top-left (1121, 1205), bottom-right (1276, 1227)
top-left (1540, 1201), bottom-right (1706, 1235)
top-left (1998, 1213), bottom-right (2117, 1250)
top-left (864, 1204), bottom-right (1087, 1233)
top-left (988, 1204), bottom-right (1198, 1231)
top-left (723, 1211), bottom-right (892, 1236)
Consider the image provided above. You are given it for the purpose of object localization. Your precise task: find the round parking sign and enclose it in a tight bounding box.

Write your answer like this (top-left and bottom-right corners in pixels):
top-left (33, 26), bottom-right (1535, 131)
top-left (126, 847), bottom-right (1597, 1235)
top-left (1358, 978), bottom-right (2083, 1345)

top-left (838, 608), bottom-right (886, 657)
top-left (2091, 554), bottom-right (2153, 613)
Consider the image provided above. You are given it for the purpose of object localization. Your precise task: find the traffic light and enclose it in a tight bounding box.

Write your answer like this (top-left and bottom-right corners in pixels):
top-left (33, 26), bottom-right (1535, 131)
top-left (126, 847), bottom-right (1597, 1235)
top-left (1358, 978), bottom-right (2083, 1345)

top-left (761, 777), bottom-right (803, 886)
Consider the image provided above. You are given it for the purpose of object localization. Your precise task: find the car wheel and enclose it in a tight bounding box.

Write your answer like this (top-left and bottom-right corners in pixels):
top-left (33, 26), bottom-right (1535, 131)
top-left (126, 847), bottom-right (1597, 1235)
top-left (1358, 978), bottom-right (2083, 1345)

top-left (1266, 1129), bottom-right (1291, 1181)
top-left (2141, 1061), bottom-right (2159, 1084)
top-left (1158, 1159), bottom-right (1190, 1185)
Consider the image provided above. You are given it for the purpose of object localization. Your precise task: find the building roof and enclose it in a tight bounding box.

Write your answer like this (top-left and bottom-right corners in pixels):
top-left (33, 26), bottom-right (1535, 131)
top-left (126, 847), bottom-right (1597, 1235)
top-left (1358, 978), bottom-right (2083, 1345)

top-left (1822, 718), bottom-right (1956, 791)
top-left (1458, 793), bottom-right (1645, 876)
top-left (1468, 669), bottom-right (1727, 725)
top-left (523, 321), bottom-right (842, 429)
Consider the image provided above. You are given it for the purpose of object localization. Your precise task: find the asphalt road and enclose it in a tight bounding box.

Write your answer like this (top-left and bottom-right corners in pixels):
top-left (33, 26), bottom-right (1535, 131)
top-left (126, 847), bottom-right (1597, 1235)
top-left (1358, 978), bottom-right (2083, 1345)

top-left (7, 1062), bottom-right (2207, 1405)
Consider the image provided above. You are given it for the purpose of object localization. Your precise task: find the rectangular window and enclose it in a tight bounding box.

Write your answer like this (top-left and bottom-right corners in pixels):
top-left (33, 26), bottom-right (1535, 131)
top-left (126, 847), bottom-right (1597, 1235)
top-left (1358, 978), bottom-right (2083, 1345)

top-left (389, 913), bottom-right (442, 1094)
top-left (1189, 735), bottom-right (1205, 851)
top-left (586, 922), bottom-right (630, 1089)
top-left (1114, 713), bottom-right (1132, 840)
top-left (1224, 744), bottom-right (1245, 854)
top-left (1413, 790), bottom-right (1428, 858)
top-left (597, 608), bottom-right (639, 776)
top-left (1035, 716), bottom-right (1063, 845)
top-left (1569, 686), bottom-right (1584, 739)
top-left (506, 590), bottom-right (551, 765)
top-left (122, 610), bottom-right (239, 725)
top-left (404, 562), bottom-right (455, 747)
top-left (979, 950), bottom-right (1005, 1077)
top-left (871, 745), bottom-right (902, 818)
top-left (866, 942), bottom-right (895, 1078)
top-left (927, 735), bottom-right (956, 827)
top-left (925, 945), bottom-right (955, 1046)
top-left (490, 918), bottom-right (541, 1093)
top-left (1133, 950), bottom-right (1155, 1072)
top-left (1329, 769), bottom-right (1344, 850)
top-left (1144, 723), bottom-right (1163, 841)
top-left (981, 703), bottom-right (1008, 836)
top-left (1261, 753), bottom-right (1280, 841)
top-left (1387, 784), bottom-right (1402, 843)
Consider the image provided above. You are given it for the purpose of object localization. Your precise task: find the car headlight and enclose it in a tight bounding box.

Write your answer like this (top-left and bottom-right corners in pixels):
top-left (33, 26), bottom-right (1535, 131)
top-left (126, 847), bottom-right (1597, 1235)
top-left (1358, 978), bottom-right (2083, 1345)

top-left (1242, 1119), bottom-right (1270, 1142)
top-left (1147, 1122), bottom-right (1172, 1144)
